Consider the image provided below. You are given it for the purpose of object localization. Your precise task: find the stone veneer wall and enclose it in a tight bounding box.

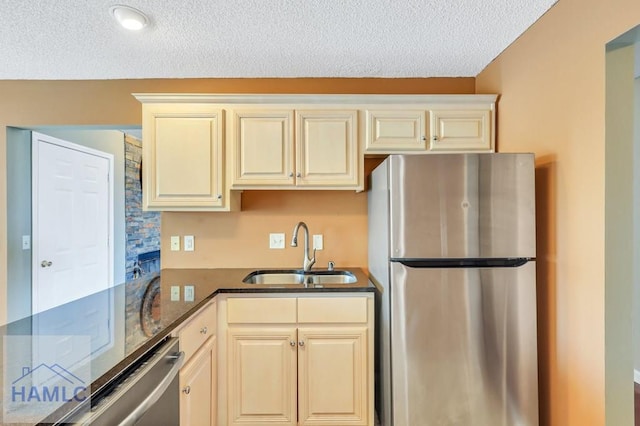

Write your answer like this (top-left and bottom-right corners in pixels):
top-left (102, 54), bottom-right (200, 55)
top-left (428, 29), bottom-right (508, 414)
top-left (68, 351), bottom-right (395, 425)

top-left (125, 135), bottom-right (160, 281)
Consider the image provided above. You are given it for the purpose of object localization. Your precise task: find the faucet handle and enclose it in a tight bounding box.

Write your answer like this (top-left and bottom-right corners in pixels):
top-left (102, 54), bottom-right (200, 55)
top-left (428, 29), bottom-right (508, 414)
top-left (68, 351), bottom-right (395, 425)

top-left (308, 248), bottom-right (317, 270)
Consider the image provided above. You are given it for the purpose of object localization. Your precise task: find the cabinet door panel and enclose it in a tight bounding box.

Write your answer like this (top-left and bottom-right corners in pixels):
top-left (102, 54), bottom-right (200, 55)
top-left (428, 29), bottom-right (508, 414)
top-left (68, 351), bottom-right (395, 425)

top-left (429, 109), bottom-right (492, 152)
top-left (297, 327), bottom-right (369, 425)
top-left (296, 110), bottom-right (359, 187)
top-left (180, 336), bottom-right (215, 426)
top-left (231, 110), bottom-right (295, 186)
top-left (365, 110), bottom-right (427, 152)
top-left (142, 104), bottom-right (224, 209)
top-left (228, 327), bottom-right (297, 426)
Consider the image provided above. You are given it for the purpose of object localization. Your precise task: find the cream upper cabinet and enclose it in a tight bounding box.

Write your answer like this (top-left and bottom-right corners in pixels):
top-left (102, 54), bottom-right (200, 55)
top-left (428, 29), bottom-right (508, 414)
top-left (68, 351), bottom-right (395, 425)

top-left (429, 109), bottom-right (492, 152)
top-left (220, 295), bottom-right (374, 426)
top-left (139, 102), bottom-right (234, 211)
top-left (295, 110), bottom-right (359, 188)
top-left (364, 110), bottom-right (428, 152)
top-left (230, 109), bottom-right (360, 190)
top-left (231, 110), bottom-right (295, 186)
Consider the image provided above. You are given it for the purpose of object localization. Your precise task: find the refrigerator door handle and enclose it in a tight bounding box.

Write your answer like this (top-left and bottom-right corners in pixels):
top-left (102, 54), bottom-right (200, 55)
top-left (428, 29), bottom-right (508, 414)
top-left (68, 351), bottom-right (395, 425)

top-left (390, 258), bottom-right (532, 268)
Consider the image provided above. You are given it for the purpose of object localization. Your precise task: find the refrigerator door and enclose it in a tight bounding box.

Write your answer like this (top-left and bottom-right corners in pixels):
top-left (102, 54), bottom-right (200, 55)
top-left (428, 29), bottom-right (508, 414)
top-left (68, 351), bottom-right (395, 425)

top-left (388, 154), bottom-right (536, 259)
top-left (388, 261), bottom-right (538, 426)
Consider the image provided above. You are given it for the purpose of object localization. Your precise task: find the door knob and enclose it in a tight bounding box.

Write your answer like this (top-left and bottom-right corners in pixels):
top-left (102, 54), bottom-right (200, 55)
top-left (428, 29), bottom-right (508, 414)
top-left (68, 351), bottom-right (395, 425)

top-left (41, 260), bottom-right (52, 268)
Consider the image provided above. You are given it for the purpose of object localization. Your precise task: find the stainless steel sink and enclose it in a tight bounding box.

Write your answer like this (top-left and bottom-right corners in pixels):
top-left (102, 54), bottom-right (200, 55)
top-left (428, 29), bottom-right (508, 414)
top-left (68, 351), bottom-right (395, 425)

top-left (242, 269), bottom-right (357, 285)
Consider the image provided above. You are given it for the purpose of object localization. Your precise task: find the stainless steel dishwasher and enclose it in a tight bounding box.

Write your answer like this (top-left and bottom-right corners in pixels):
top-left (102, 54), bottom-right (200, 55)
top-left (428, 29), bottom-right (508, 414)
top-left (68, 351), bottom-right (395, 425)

top-left (61, 337), bottom-right (184, 425)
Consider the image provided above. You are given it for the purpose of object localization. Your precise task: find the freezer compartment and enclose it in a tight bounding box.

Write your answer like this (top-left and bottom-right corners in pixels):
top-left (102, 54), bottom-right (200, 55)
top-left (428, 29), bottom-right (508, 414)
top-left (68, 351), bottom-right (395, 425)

top-left (385, 261), bottom-right (538, 426)
top-left (388, 154), bottom-right (536, 259)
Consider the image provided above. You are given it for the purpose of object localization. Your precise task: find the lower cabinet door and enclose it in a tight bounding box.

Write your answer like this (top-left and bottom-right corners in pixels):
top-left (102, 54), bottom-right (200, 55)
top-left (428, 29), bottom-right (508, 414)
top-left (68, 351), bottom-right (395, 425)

top-left (180, 336), bottom-right (215, 426)
top-left (228, 327), bottom-right (298, 426)
top-left (297, 327), bottom-right (369, 426)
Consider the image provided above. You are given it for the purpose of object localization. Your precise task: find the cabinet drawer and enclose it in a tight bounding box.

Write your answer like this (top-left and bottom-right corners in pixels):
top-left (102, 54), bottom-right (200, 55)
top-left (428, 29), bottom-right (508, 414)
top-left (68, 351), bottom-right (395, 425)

top-left (297, 297), bottom-right (368, 323)
top-left (179, 302), bottom-right (216, 362)
top-left (227, 298), bottom-right (297, 324)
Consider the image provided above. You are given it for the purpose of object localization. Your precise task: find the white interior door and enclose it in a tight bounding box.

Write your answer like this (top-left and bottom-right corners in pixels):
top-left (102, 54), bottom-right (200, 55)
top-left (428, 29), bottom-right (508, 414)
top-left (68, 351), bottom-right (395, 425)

top-left (32, 132), bottom-right (114, 314)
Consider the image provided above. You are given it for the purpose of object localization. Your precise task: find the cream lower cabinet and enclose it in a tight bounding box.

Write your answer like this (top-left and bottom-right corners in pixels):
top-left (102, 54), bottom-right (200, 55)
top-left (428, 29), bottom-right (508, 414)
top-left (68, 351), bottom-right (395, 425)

top-left (177, 301), bottom-right (217, 425)
top-left (181, 336), bottom-right (216, 426)
top-left (222, 295), bottom-right (374, 426)
top-left (230, 109), bottom-right (360, 190)
top-left (227, 327), bottom-right (298, 425)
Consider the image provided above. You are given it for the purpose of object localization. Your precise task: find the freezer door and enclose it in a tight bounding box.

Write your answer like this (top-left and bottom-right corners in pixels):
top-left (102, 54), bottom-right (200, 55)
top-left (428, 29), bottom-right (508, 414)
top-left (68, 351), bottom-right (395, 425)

top-left (388, 261), bottom-right (538, 426)
top-left (388, 154), bottom-right (536, 259)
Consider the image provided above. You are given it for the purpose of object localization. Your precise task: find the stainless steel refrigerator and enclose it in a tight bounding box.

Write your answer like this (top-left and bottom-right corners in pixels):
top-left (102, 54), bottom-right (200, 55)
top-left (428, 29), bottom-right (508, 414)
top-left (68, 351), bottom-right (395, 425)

top-left (368, 154), bottom-right (538, 426)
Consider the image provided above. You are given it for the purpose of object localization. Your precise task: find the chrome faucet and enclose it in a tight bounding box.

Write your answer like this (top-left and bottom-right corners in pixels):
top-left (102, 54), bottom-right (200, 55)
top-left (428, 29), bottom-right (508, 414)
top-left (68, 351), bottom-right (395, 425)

top-left (291, 221), bottom-right (316, 272)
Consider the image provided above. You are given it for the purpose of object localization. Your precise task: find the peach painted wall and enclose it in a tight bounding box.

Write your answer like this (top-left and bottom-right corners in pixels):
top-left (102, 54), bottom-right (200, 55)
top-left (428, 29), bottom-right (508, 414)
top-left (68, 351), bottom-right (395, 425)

top-left (476, 0), bottom-right (640, 424)
top-left (0, 77), bottom-right (474, 325)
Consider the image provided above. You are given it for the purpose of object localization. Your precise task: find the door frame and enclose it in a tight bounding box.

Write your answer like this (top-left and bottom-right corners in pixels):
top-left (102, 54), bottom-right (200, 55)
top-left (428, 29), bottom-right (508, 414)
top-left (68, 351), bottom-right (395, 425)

top-left (31, 131), bottom-right (115, 313)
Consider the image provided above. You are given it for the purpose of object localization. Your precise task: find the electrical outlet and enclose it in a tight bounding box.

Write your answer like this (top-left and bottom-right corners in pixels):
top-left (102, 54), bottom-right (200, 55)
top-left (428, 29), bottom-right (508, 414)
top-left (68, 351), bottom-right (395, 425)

top-left (184, 235), bottom-right (195, 251)
top-left (184, 285), bottom-right (195, 302)
top-left (269, 233), bottom-right (285, 249)
top-left (170, 236), bottom-right (180, 251)
top-left (313, 234), bottom-right (323, 250)
top-left (170, 285), bottom-right (180, 301)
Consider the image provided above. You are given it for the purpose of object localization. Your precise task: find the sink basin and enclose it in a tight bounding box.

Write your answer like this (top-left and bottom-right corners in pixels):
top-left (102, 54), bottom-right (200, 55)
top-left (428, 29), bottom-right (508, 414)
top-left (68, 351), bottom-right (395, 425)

top-left (242, 269), bottom-right (357, 285)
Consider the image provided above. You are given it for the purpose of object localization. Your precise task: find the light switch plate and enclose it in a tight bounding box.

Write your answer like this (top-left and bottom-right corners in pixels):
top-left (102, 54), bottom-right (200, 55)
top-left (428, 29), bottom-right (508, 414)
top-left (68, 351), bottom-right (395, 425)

top-left (170, 285), bottom-right (180, 301)
top-left (269, 233), bottom-right (285, 249)
top-left (22, 235), bottom-right (31, 250)
top-left (184, 235), bottom-right (195, 251)
top-left (170, 236), bottom-right (180, 251)
top-left (313, 234), bottom-right (323, 250)
top-left (184, 285), bottom-right (195, 302)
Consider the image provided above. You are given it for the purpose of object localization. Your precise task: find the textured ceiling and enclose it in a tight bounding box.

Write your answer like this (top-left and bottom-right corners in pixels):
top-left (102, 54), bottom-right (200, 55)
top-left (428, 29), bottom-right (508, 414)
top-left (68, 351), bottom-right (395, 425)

top-left (0, 0), bottom-right (556, 80)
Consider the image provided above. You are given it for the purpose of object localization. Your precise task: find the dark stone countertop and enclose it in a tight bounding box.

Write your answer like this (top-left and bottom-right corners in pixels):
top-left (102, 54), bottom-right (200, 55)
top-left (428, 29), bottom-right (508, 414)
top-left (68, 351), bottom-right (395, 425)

top-left (1, 267), bottom-right (373, 425)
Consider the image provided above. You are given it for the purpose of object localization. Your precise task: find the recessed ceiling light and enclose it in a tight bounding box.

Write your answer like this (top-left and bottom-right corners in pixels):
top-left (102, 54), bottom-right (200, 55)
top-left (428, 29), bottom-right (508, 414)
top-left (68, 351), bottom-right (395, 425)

top-left (109, 5), bottom-right (149, 31)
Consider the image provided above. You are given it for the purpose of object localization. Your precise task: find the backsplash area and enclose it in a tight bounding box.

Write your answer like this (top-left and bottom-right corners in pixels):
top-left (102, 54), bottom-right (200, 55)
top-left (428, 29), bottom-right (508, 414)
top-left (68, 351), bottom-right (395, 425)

top-left (161, 189), bottom-right (368, 270)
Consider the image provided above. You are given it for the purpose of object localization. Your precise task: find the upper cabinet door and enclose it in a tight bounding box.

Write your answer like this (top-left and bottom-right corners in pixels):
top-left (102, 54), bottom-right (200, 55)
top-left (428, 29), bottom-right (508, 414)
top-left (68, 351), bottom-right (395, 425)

top-left (295, 110), bottom-right (359, 188)
top-left (365, 110), bottom-right (427, 152)
top-left (142, 103), bottom-right (225, 210)
top-left (231, 110), bottom-right (295, 187)
top-left (429, 109), bottom-right (493, 152)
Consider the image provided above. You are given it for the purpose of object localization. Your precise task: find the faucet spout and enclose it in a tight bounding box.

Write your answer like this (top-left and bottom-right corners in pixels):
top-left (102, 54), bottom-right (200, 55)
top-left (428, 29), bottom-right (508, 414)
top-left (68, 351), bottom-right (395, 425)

top-left (291, 221), bottom-right (316, 272)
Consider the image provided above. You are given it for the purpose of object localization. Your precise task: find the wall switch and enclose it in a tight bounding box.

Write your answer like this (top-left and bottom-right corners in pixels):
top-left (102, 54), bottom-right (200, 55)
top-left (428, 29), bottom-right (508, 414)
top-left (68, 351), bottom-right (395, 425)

top-left (184, 235), bottom-right (195, 251)
top-left (22, 235), bottom-right (31, 250)
top-left (269, 233), bottom-right (285, 249)
top-left (170, 285), bottom-right (180, 301)
top-left (313, 234), bottom-right (323, 250)
top-left (184, 285), bottom-right (195, 302)
top-left (170, 236), bottom-right (180, 251)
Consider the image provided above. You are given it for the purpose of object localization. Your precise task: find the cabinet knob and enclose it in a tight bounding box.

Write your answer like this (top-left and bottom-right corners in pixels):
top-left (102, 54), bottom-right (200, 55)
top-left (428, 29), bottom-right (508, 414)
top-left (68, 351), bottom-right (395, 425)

top-left (182, 386), bottom-right (191, 395)
top-left (41, 260), bottom-right (52, 268)
top-left (289, 172), bottom-right (294, 178)
top-left (296, 172), bottom-right (301, 178)
top-left (217, 194), bottom-right (222, 200)
top-left (421, 135), bottom-right (427, 141)
top-left (200, 326), bottom-right (208, 334)
top-left (432, 136), bottom-right (438, 141)
top-left (298, 340), bottom-right (305, 347)
top-left (290, 340), bottom-right (296, 347)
